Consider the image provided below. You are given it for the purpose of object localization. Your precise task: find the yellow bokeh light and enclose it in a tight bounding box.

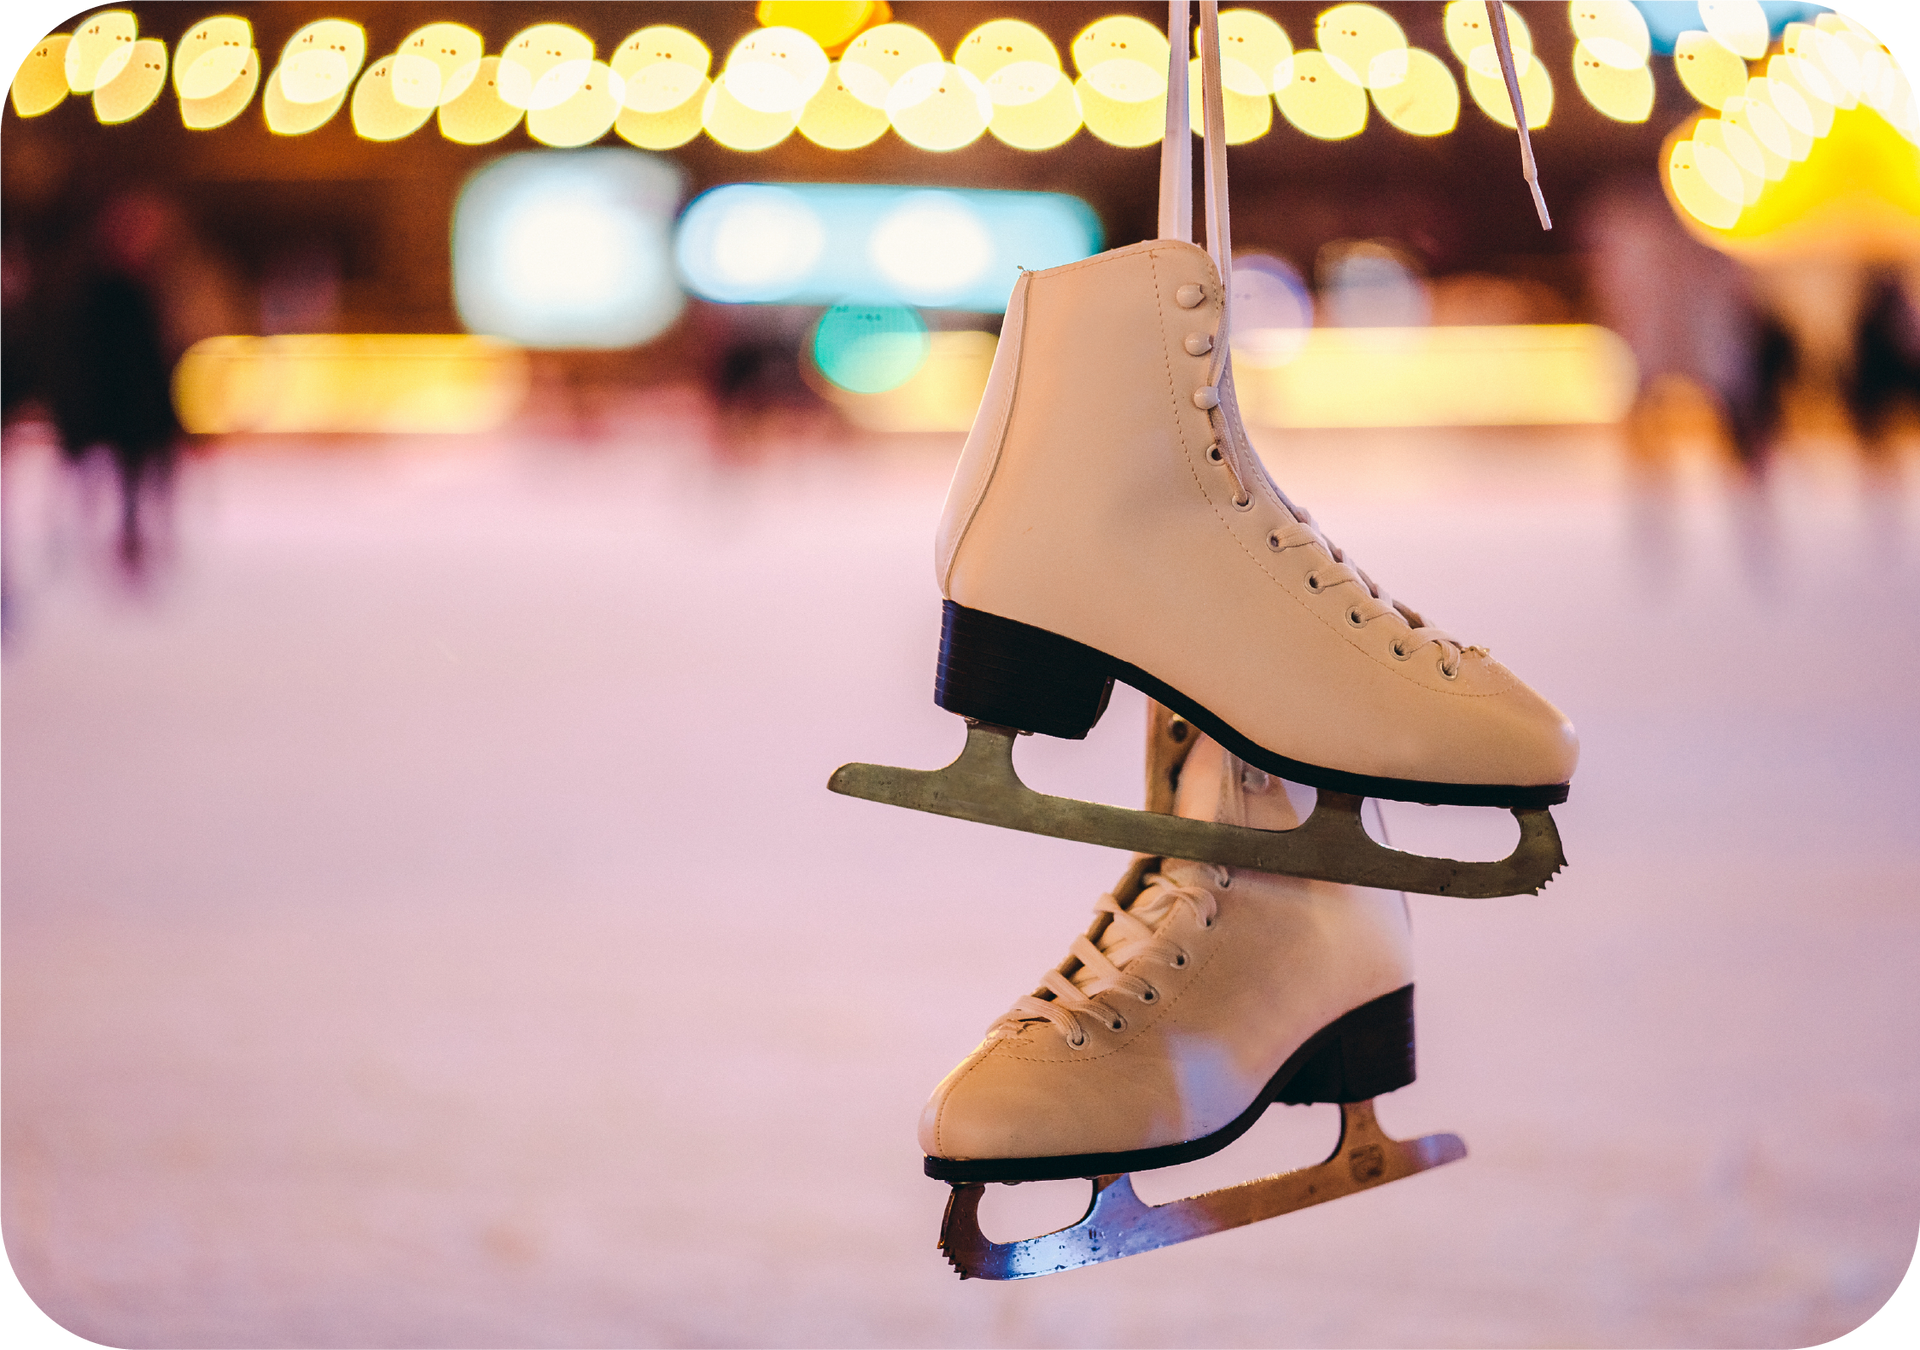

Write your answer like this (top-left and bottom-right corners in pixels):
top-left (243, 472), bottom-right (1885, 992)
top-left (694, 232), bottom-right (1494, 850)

top-left (722, 26), bottom-right (829, 115)
top-left (499, 24), bottom-right (594, 111)
top-left (956, 18), bottom-right (1059, 84)
top-left (702, 78), bottom-right (797, 150)
top-left (392, 23), bottom-right (483, 110)
top-left (1722, 97), bottom-right (1789, 178)
top-left (1466, 56), bottom-right (1552, 129)
top-left (352, 57), bottom-right (435, 140)
top-left (93, 36), bottom-right (166, 124)
top-left (529, 60), bottom-right (623, 147)
top-left (437, 56), bottom-right (524, 144)
top-left (1666, 133), bottom-right (1743, 228)
top-left (1693, 117), bottom-right (1764, 201)
top-left (1574, 40), bottom-right (1652, 122)
top-left (1371, 48), bottom-right (1460, 135)
top-left (174, 16), bottom-right (251, 101)
top-left (1204, 9), bottom-right (1293, 96)
top-left (755, 2), bottom-right (876, 52)
top-left (1073, 16), bottom-right (1169, 103)
top-left (263, 69), bottom-right (346, 135)
top-left (839, 23), bottom-right (941, 108)
top-left (615, 79), bottom-right (709, 149)
top-left (1316, 4), bottom-right (1408, 91)
top-left (1443, 2), bottom-right (1533, 80)
top-left (1076, 78), bottom-right (1164, 146)
top-left (1771, 53), bottom-right (1836, 133)
top-left (11, 34), bottom-right (71, 116)
top-left (1758, 74), bottom-right (1817, 148)
top-left (1674, 31), bottom-right (1748, 111)
top-left (612, 26), bottom-right (710, 112)
top-left (181, 48), bottom-right (257, 128)
top-left (276, 19), bottom-right (365, 105)
top-left (66, 10), bottom-right (137, 94)
top-left (1701, 0), bottom-right (1769, 61)
top-left (988, 70), bottom-right (1082, 149)
top-left (798, 64), bottom-right (889, 148)
top-left (1276, 50), bottom-right (1368, 139)
top-left (888, 62), bottom-right (992, 151)
top-left (1187, 58), bottom-right (1272, 142)
top-left (1568, 2), bottom-right (1650, 69)
top-left (1787, 24), bottom-right (1856, 109)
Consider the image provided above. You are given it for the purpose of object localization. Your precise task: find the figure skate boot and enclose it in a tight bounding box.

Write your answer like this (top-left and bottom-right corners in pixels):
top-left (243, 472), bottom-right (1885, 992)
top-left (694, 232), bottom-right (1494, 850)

top-left (926, 704), bottom-right (1465, 1280)
top-left (832, 2), bottom-right (1574, 897)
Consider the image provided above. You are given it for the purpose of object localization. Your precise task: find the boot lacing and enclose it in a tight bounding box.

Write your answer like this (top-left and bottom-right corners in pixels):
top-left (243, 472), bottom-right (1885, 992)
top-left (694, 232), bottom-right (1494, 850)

top-left (992, 873), bottom-right (1218, 1048)
top-left (1264, 516), bottom-right (1468, 675)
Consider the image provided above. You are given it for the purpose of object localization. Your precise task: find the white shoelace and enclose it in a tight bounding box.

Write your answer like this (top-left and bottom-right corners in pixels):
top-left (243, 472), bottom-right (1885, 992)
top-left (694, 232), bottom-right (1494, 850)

top-left (991, 868), bottom-right (1220, 1048)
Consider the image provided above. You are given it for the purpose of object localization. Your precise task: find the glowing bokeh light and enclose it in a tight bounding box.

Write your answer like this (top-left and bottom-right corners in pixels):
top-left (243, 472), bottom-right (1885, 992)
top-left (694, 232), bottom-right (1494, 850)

top-left (988, 70), bottom-right (1082, 149)
top-left (1793, 22), bottom-right (1859, 107)
top-left (1772, 53), bottom-right (1837, 134)
top-left (1574, 40), bottom-right (1652, 122)
top-left (528, 61), bottom-right (624, 147)
top-left (65, 10), bottom-right (137, 94)
top-left (11, 34), bottom-right (71, 116)
top-left (612, 26), bottom-right (710, 112)
top-left (1187, 59), bottom-right (1272, 142)
top-left (1077, 79), bottom-right (1164, 146)
top-left (1230, 254), bottom-right (1313, 365)
top-left (1701, 1), bottom-right (1770, 61)
top-left (1444, 2), bottom-right (1533, 79)
top-left (172, 335), bottom-right (529, 435)
top-left (1722, 97), bottom-right (1789, 178)
top-left (676, 184), bottom-right (1100, 310)
top-left (1371, 48), bottom-right (1461, 135)
top-left (352, 57), bottom-right (435, 141)
top-left (263, 68), bottom-right (347, 135)
top-left (616, 81), bottom-right (710, 149)
top-left (1674, 31), bottom-right (1748, 110)
top-left (1206, 9), bottom-right (1293, 96)
top-left (1316, 4), bottom-right (1408, 91)
top-left (829, 330), bottom-right (999, 434)
top-left (1667, 134), bottom-right (1744, 228)
top-left (1758, 75), bottom-right (1817, 151)
top-left (722, 26), bottom-right (830, 115)
top-left (181, 48), bottom-right (257, 128)
top-left (839, 23), bottom-right (941, 108)
top-left (498, 24), bottom-right (594, 111)
top-left (93, 36), bottom-right (166, 123)
top-left (174, 16), bottom-right (250, 101)
top-left (454, 150), bottom-right (685, 348)
top-left (956, 19), bottom-right (1060, 86)
top-left (887, 63), bottom-right (992, 150)
top-left (799, 64), bottom-right (891, 148)
top-left (702, 79), bottom-right (798, 150)
top-left (392, 23), bottom-right (483, 109)
top-left (1568, 2), bottom-right (1650, 69)
top-left (437, 57), bottom-right (524, 144)
top-left (1276, 50), bottom-right (1368, 140)
top-left (1073, 15), bottom-right (1169, 102)
top-left (756, 1), bottom-right (878, 52)
top-left (1466, 55), bottom-right (1552, 129)
top-left (812, 304), bottom-right (930, 393)
top-left (1693, 118), bottom-right (1764, 201)
top-left (276, 19), bottom-right (365, 105)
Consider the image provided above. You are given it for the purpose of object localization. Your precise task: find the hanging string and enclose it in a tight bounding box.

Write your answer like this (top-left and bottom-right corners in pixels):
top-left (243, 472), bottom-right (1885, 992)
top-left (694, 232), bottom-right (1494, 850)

top-left (1487, 2), bottom-right (1552, 230)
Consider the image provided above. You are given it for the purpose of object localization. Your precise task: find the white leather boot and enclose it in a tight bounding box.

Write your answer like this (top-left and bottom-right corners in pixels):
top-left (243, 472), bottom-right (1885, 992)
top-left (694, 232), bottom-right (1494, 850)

top-left (921, 707), bottom-right (1417, 1183)
top-left (929, 6), bottom-right (1577, 811)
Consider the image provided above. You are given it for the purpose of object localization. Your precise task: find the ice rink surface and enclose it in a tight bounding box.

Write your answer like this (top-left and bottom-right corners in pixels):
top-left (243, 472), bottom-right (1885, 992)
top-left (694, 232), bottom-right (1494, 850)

top-left (4, 415), bottom-right (1918, 1347)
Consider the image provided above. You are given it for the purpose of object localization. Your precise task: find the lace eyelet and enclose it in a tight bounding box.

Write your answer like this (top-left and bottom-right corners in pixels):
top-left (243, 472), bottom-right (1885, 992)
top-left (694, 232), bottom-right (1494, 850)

top-left (1438, 657), bottom-right (1459, 680)
top-left (1391, 640), bottom-right (1410, 660)
top-left (1107, 1014), bottom-right (1126, 1032)
top-left (1232, 491), bottom-right (1253, 510)
top-left (1347, 608), bottom-right (1364, 627)
top-left (1305, 572), bottom-right (1321, 593)
top-left (1069, 1031), bottom-right (1088, 1049)
top-left (1201, 914), bottom-right (1215, 929)
top-left (1266, 530), bottom-right (1282, 551)
top-left (1206, 443), bottom-right (1224, 463)
top-left (1170, 952), bottom-right (1188, 969)
top-left (1139, 986), bottom-right (1158, 1004)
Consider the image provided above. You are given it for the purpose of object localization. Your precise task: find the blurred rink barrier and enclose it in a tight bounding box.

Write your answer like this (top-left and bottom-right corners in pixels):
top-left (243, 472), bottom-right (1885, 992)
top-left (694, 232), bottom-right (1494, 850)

top-left (171, 335), bottom-right (530, 435)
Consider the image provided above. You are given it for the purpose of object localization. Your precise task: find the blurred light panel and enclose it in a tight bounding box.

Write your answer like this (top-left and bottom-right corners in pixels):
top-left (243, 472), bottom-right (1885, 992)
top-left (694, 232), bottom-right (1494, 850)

top-left (812, 303), bottom-right (929, 391)
top-left (454, 150), bottom-right (685, 348)
top-left (675, 183), bottom-right (1101, 311)
top-left (172, 335), bottom-right (529, 434)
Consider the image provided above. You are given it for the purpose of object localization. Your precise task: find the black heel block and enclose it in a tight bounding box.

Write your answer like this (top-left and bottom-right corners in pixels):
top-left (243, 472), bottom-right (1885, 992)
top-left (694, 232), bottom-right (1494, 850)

top-left (1277, 985), bottom-right (1417, 1106)
top-left (934, 601), bottom-right (1116, 740)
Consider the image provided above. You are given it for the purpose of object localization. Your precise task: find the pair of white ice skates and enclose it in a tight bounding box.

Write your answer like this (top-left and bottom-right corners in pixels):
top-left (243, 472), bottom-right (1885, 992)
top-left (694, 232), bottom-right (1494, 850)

top-left (830, 2), bottom-right (1573, 1279)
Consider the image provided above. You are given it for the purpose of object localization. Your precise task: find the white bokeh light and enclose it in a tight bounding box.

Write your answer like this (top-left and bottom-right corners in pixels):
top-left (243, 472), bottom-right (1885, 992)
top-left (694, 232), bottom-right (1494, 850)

top-left (867, 193), bottom-right (994, 306)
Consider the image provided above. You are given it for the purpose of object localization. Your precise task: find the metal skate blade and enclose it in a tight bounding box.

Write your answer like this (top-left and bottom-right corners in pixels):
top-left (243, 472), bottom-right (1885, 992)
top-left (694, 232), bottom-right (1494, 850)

top-left (829, 723), bottom-right (1565, 899)
top-left (937, 1099), bottom-right (1466, 1281)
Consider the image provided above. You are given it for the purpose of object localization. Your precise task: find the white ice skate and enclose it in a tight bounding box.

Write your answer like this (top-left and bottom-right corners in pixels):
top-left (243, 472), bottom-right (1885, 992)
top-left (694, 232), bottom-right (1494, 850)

top-left (831, 2), bottom-right (1569, 898)
top-left (926, 707), bottom-right (1464, 1280)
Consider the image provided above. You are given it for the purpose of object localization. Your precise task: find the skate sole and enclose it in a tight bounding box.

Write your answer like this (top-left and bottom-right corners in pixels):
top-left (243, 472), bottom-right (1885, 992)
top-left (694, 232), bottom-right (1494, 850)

top-left (936, 600), bottom-right (1570, 811)
top-left (924, 984), bottom-right (1416, 1185)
